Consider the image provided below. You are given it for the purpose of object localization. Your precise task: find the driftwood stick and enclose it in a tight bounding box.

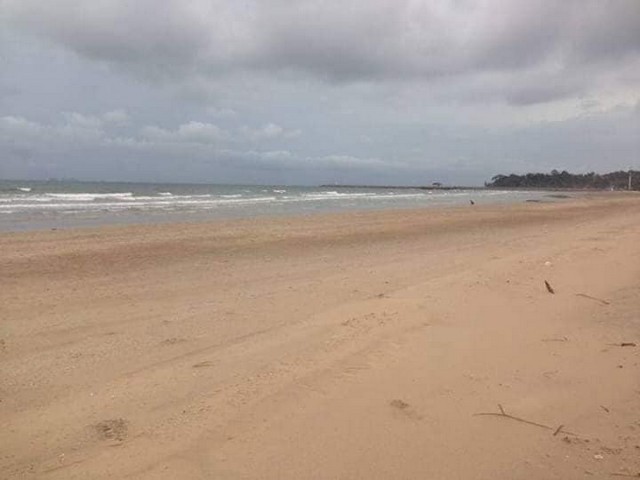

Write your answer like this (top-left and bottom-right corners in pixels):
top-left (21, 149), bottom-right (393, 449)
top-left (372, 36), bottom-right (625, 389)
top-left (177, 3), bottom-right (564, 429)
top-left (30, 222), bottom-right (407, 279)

top-left (474, 404), bottom-right (576, 435)
top-left (575, 293), bottom-right (610, 305)
top-left (544, 280), bottom-right (555, 294)
top-left (542, 337), bottom-right (568, 342)
top-left (474, 412), bottom-right (554, 430)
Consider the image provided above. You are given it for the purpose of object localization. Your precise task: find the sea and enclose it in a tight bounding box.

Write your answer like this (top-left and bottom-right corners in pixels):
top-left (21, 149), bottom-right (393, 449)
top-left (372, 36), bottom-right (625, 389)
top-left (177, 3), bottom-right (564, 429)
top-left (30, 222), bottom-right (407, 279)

top-left (0, 180), bottom-right (559, 232)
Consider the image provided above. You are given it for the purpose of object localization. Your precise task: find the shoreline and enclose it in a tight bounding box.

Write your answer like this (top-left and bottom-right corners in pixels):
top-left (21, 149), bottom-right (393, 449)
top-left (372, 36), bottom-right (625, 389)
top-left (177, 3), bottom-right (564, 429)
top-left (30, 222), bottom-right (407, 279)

top-left (0, 189), bottom-right (630, 237)
top-left (2, 195), bottom-right (639, 479)
top-left (0, 180), bottom-right (598, 234)
top-left (0, 190), bottom-right (613, 241)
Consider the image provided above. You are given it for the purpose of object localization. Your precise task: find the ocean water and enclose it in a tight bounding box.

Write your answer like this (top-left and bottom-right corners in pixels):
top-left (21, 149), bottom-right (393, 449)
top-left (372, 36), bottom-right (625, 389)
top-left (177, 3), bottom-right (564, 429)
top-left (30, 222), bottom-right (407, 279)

top-left (0, 180), bottom-right (559, 232)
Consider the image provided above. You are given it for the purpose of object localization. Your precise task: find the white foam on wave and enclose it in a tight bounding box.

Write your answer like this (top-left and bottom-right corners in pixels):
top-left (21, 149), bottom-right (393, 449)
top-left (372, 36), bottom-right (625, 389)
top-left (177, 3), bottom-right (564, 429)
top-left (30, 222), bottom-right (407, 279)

top-left (0, 191), bottom-right (428, 211)
top-left (0, 196), bottom-right (54, 204)
top-left (0, 194), bottom-right (280, 212)
top-left (207, 196), bottom-right (277, 205)
top-left (0, 188), bottom-right (541, 220)
top-left (297, 191), bottom-right (378, 201)
top-left (376, 193), bottom-right (428, 199)
top-left (17, 187), bottom-right (32, 192)
top-left (45, 192), bottom-right (135, 201)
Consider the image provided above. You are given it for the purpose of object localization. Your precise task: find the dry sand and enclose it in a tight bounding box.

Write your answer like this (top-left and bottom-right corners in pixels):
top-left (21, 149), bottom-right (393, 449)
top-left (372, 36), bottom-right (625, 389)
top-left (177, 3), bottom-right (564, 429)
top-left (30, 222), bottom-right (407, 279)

top-left (1, 194), bottom-right (640, 479)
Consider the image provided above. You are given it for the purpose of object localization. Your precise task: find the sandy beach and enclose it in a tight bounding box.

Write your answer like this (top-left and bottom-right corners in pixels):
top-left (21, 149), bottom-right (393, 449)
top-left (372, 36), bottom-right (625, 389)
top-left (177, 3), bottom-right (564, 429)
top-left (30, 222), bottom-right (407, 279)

top-left (1, 194), bottom-right (640, 479)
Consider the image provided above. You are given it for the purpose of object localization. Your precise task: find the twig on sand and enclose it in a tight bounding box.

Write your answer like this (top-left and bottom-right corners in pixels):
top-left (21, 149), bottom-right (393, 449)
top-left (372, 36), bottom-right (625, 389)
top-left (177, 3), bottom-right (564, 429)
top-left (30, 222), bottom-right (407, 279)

top-left (600, 405), bottom-right (610, 413)
top-left (474, 404), bottom-right (575, 436)
top-left (544, 280), bottom-right (555, 294)
top-left (575, 293), bottom-right (611, 305)
top-left (606, 342), bottom-right (637, 347)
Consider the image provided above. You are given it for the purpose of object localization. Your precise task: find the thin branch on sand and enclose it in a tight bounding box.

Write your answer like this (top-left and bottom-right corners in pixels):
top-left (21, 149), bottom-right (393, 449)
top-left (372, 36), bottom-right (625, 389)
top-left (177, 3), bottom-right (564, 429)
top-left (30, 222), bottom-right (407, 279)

top-left (541, 337), bottom-right (568, 342)
top-left (474, 404), bottom-right (575, 436)
top-left (575, 293), bottom-right (611, 305)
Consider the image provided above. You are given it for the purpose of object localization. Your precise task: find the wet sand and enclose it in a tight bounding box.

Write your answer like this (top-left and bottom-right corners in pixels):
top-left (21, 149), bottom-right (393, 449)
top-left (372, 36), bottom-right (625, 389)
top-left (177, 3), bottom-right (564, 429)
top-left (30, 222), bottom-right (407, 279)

top-left (1, 194), bottom-right (639, 479)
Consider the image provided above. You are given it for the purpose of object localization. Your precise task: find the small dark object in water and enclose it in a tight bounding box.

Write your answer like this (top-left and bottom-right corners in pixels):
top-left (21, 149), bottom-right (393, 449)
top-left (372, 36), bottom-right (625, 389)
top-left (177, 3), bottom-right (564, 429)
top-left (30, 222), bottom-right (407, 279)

top-left (469, 200), bottom-right (475, 205)
top-left (544, 280), bottom-right (555, 294)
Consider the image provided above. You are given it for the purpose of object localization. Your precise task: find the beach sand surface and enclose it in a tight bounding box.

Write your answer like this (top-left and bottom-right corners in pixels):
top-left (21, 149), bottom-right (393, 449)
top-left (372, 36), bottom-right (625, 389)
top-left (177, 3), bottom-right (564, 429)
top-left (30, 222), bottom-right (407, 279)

top-left (1, 194), bottom-right (640, 479)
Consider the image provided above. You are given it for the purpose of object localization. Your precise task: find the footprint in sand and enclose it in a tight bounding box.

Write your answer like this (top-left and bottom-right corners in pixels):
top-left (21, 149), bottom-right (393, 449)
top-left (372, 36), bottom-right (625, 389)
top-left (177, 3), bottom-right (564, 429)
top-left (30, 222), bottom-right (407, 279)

top-left (94, 418), bottom-right (128, 442)
top-left (160, 337), bottom-right (187, 346)
top-left (192, 360), bottom-right (214, 368)
top-left (389, 399), bottom-right (423, 420)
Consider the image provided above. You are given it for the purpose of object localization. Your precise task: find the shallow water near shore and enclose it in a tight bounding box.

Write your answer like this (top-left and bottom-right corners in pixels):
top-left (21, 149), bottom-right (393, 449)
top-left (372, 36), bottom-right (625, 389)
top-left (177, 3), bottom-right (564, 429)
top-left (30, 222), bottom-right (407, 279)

top-left (0, 180), bottom-right (559, 231)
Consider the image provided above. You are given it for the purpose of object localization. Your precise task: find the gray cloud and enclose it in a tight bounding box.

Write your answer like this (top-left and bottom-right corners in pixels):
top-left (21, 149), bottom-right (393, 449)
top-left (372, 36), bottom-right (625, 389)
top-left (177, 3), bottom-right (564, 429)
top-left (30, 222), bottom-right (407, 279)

top-left (240, 123), bottom-right (302, 142)
top-left (1, 104), bottom-right (637, 185)
top-left (0, 112), bottom-right (399, 182)
top-left (140, 121), bottom-right (230, 145)
top-left (1, 1), bottom-right (639, 185)
top-left (3, 1), bottom-right (639, 102)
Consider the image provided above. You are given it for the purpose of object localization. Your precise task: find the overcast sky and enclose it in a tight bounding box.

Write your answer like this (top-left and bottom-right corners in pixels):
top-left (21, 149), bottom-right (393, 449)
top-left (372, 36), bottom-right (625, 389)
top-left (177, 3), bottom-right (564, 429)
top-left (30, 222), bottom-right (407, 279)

top-left (1, 0), bottom-right (638, 185)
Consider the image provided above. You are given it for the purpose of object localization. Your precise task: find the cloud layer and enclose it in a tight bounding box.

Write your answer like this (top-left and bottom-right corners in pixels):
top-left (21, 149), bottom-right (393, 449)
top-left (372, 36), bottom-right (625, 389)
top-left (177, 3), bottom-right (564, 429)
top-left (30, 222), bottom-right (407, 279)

top-left (4, 1), bottom-right (639, 96)
top-left (1, 1), bottom-right (639, 184)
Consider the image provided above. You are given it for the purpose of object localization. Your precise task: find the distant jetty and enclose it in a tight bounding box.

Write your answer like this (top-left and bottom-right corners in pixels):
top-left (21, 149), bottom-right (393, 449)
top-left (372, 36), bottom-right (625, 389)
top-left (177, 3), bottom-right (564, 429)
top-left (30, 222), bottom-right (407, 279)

top-left (319, 184), bottom-right (485, 191)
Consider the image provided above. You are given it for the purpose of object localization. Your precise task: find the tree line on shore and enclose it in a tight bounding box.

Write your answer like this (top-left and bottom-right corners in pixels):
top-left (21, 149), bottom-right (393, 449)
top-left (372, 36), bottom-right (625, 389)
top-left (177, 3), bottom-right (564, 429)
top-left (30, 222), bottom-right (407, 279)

top-left (486, 169), bottom-right (638, 190)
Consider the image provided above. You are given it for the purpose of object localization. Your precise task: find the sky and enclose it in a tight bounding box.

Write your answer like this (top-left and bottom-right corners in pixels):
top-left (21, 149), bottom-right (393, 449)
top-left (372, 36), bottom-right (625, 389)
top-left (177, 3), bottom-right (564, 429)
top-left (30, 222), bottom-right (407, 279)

top-left (0, 0), bottom-right (638, 186)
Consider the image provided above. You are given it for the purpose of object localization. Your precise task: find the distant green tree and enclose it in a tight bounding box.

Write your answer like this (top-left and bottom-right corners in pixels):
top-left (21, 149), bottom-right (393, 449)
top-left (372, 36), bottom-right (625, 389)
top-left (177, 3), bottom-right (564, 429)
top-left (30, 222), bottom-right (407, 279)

top-left (486, 170), bottom-right (639, 190)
